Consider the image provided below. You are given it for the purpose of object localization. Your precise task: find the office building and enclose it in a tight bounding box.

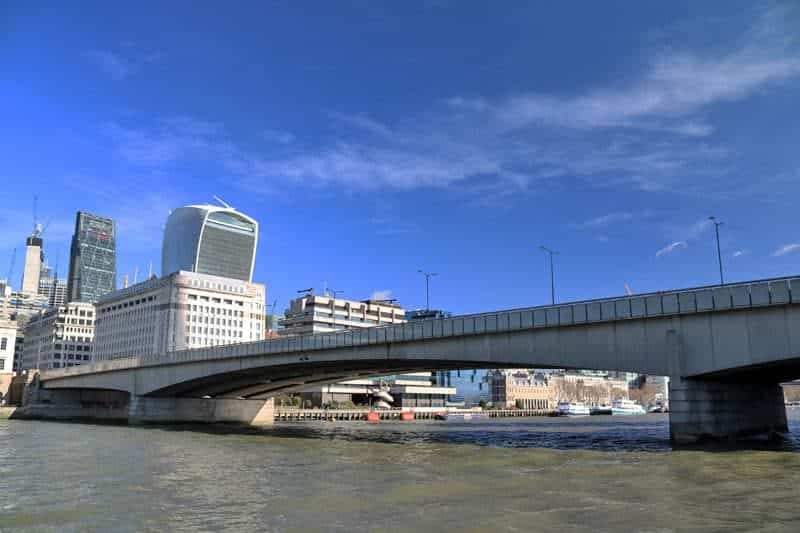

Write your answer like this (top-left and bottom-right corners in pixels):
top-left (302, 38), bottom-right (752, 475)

top-left (489, 370), bottom-right (553, 409)
top-left (280, 293), bottom-right (405, 335)
top-left (21, 227), bottom-right (44, 296)
top-left (0, 318), bottom-right (16, 374)
top-left (162, 204), bottom-right (258, 282)
top-left (282, 294), bottom-right (455, 407)
top-left (20, 302), bottom-right (95, 371)
top-left (435, 369), bottom-right (490, 406)
top-left (67, 211), bottom-right (116, 303)
top-left (93, 270), bottom-right (266, 360)
top-left (38, 263), bottom-right (67, 308)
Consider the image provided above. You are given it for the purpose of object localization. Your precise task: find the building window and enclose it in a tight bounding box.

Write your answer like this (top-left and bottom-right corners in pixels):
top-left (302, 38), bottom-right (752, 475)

top-left (0, 338), bottom-right (6, 350)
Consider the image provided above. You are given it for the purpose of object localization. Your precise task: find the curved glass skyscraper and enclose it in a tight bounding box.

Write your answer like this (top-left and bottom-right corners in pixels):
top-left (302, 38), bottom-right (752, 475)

top-left (161, 205), bottom-right (258, 281)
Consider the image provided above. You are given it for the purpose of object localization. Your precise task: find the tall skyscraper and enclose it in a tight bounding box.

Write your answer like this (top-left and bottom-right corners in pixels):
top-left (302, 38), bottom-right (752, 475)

top-left (20, 227), bottom-right (43, 296)
top-left (67, 211), bottom-right (116, 303)
top-left (162, 204), bottom-right (258, 282)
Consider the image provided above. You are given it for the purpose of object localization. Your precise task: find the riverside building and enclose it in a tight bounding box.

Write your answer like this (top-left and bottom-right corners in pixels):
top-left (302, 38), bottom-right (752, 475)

top-left (67, 211), bottom-right (116, 303)
top-left (162, 204), bottom-right (258, 282)
top-left (0, 318), bottom-right (16, 374)
top-left (280, 293), bottom-right (405, 335)
top-left (20, 302), bottom-right (96, 371)
top-left (93, 270), bottom-right (266, 361)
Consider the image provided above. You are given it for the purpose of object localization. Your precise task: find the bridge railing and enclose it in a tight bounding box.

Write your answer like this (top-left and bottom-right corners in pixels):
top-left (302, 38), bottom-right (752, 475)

top-left (41, 275), bottom-right (800, 378)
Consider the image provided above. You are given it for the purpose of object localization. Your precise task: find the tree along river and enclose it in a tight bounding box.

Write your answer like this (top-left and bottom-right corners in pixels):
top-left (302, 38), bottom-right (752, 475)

top-left (2, 411), bottom-right (800, 532)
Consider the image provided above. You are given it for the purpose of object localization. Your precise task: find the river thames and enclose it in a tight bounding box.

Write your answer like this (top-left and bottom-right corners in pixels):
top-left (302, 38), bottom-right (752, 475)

top-left (2, 412), bottom-right (800, 532)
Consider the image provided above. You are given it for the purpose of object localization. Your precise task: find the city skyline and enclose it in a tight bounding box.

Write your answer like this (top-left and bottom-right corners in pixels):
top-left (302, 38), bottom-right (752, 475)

top-left (2, 2), bottom-right (800, 316)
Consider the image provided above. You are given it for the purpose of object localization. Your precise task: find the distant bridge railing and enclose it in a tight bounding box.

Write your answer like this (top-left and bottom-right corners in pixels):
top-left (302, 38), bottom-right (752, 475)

top-left (41, 275), bottom-right (800, 380)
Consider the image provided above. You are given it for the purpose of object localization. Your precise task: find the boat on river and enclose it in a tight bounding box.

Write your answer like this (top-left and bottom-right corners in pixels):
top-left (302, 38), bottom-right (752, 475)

top-left (556, 401), bottom-right (591, 417)
top-left (612, 399), bottom-right (646, 415)
top-left (590, 405), bottom-right (612, 416)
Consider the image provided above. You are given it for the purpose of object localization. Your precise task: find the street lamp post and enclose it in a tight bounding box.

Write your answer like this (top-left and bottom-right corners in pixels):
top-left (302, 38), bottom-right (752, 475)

top-left (417, 270), bottom-right (438, 311)
top-left (709, 216), bottom-right (725, 285)
top-left (539, 245), bottom-right (559, 305)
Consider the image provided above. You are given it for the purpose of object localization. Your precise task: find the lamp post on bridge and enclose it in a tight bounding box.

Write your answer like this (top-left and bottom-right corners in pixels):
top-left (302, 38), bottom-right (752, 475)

top-left (417, 269), bottom-right (438, 311)
top-left (709, 216), bottom-right (725, 285)
top-left (539, 245), bottom-right (559, 305)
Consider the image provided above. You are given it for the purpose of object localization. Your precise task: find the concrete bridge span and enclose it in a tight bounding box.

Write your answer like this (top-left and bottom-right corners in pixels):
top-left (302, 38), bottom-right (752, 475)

top-left (25, 276), bottom-right (800, 444)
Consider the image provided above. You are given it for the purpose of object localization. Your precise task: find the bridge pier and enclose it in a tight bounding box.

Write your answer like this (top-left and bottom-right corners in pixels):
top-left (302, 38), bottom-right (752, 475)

top-left (668, 377), bottom-right (788, 444)
top-left (128, 396), bottom-right (274, 426)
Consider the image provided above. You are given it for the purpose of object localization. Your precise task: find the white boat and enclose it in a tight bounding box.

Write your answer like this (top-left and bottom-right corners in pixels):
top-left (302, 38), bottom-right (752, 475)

top-left (556, 401), bottom-right (591, 417)
top-left (612, 399), bottom-right (646, 415)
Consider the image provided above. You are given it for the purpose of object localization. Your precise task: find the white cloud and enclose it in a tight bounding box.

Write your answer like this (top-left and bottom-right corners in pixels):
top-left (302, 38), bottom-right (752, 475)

top-left (656, 241), bottom-right (688, 257)
top-left (100, 9), bottom-right (800, 200)
top-left (263, 129), bottom-right (295, 144)
top-left (772, 244), bottom-right (800, 257)
top-left (370, 289), bottom-right (393, 301)
top-left (732, 249), bottom-right (747, 258)
top-left (83, 50), bottom-right (134, 80)
top-left (83, 45), bottom-right (163, 81)
top-left (575, 212), bottom-right (634, 229)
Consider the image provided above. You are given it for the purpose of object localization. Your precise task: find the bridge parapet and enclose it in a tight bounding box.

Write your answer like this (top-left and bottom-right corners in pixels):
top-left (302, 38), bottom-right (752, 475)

top-left (40, 276), bottom-right (800, 381)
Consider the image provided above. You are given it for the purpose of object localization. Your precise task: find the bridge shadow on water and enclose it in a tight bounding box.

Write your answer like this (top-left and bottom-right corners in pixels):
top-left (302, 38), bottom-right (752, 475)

top-left (114, 410), bottom-right (800, 454)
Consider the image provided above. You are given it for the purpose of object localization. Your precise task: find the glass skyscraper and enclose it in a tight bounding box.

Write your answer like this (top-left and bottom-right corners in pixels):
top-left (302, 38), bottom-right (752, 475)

top-left (161, 205), bottom-right (258, 281)
top-left (67, 211), bottom-right (116, 303)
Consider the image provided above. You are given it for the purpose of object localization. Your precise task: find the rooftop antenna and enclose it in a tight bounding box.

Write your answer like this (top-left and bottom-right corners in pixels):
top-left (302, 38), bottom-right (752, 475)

top-left (148, 261), bottom-right (153, 278)
top-left (133, 265), bottom-right (139, 284)
top-left (213, 195), bottom-right (233, 209)
top-left (624, 283), bottom-right (633, 296)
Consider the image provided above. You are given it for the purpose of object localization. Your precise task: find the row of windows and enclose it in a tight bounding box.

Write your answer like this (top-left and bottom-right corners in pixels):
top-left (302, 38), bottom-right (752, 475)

top-left (53, 344), bottom-right (92, 352)
top-left (189, 315), bottom-right (244, 327)
top-left (100, 295), bottom-right (157, 313)
top-left (187, 279), bottom-right (248, 294)
top-left (189, 305), bottom-right (245, 317)
top-left (186, 326), bottom-right (244, 338)
top-left (67, 308), bottom-right (94, 317)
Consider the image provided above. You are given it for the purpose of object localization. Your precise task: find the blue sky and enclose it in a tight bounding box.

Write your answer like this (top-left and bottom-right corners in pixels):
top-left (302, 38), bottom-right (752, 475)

top-left (1, 1), bottom-right (799, 314)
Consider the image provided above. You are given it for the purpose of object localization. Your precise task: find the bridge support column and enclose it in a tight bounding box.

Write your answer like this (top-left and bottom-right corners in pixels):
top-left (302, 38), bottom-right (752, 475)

top-left (668, 377), bottom-right (788, 444)
top-left (129, 396), bottom-right (275, 426)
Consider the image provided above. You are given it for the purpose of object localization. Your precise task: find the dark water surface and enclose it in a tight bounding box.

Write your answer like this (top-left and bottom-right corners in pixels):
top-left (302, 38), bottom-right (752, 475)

top-left (2, 411), bottom-right (800, 532)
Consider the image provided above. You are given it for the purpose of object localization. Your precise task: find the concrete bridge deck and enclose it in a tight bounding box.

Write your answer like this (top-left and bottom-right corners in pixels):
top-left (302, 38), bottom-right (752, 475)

top-left (24, 275), bottom-right (800, 443)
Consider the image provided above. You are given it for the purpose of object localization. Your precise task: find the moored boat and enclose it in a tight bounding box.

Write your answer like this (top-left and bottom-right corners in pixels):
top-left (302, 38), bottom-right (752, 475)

top-left (590, 405), bottom-right (612, 416)
top-left (612, 399), bottom-right (646, 415)
top-left (556, 401), bottom-right (591, 417)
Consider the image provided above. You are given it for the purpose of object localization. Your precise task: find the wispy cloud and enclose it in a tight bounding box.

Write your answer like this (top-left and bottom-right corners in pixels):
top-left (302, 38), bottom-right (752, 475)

top-left (263, 129), bottom-right (295, 144)
top-left (83, 50), bottom-right (134, 80)
top-left (732, 249), bottom-right (747, 258)
top-left (656, 241), bottom-right (688, 257)
top-left (83, 45), bottom-right (163, 80)
top-left (100, 9), bottom-right (800, 201)
top-left (370, 289), bottom-right (393, 301)
top-left (772, 244), bottom-right (800, 257)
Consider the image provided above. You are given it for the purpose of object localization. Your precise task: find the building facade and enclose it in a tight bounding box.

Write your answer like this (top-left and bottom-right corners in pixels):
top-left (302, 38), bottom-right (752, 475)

top-left (162, 205), bottom-right (258, 282)
top-left (93, 270), bottom-right (266, 360)
top-left (21, 230), bottom-right (44, 296)
top-left (489, 370), bottom-right (553, 409)
top-left (20, 302), bottom-right (96, 371)
top-left (280, 293), bottom-right (405, 335)
top-left (38, 264), bottom-right (67, 308)
top-left (67, 211), bottom-right (116, 303)
top-left (435, 369), bottom-right (491, 406)
top-left (0, 319), bottom-right (17, 374)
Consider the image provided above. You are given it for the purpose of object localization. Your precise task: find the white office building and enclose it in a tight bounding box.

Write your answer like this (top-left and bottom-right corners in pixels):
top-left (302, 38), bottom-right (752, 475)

top-left (20, 302), bottom-right (96, 371)
top-left (0, 318), bottom-right (17, 374)
top-left (93, 270), bottom-right (266, 360)
top-left (280, 293), bottom-right (405, 335)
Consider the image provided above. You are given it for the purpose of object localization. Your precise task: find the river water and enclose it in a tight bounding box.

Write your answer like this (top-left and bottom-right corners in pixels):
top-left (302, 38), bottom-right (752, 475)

top-left (2, 411), bottom-right (800, 532)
